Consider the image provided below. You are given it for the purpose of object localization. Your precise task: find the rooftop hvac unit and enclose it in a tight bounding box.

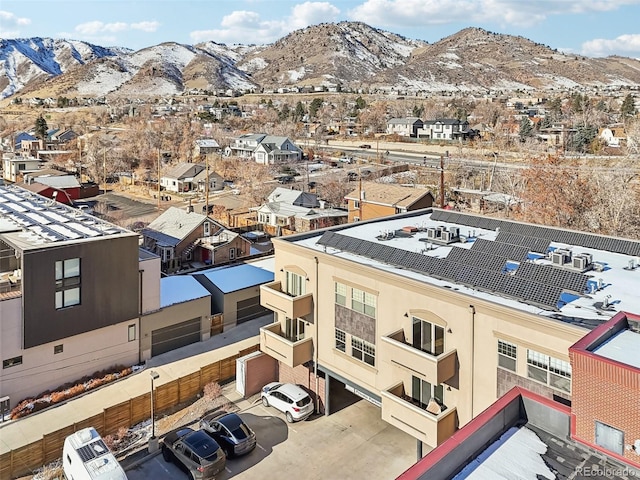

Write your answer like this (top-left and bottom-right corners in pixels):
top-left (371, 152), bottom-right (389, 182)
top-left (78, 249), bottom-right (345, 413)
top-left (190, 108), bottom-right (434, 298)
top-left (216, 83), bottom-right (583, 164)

top-left (442, 231), bottom-right (453, 242)
top-left (551, 249), bottom-right (570, 266)
top-left (449, 227), bottom-right (460, 237)
top-left (572, 254), bottom-right (591, 271)
top-left (427, 228), bottom-right (438, 240)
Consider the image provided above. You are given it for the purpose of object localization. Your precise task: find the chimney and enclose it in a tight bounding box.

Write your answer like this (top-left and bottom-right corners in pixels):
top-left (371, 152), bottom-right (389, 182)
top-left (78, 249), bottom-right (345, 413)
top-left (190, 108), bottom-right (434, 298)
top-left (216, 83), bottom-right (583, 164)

top-left (360, 190), bottom-right (365, 200)
top-left (187, 205), bottom-right (194, 213)
top-left (319, 200), bottom-right (325, 209)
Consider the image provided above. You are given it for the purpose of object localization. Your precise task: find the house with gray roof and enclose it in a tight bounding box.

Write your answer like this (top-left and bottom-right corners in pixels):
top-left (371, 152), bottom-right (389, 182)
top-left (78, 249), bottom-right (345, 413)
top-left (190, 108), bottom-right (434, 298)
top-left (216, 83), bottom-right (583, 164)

top-left (229, 133), bottom-right (302, 164)
top-left (386, 117), bottom-right (424, 137)
top-left (418, 118), bottom-right (478, 141)
top-left (160, 162), bottom-right (223, 194)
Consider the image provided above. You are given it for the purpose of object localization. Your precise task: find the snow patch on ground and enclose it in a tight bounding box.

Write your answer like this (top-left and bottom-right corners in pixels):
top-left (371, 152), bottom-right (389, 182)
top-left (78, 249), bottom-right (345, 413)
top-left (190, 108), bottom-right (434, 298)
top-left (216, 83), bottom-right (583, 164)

top-left (440, 52), bottom-right (460, 60)
top-left (288, 66), bottom-right (306, 81)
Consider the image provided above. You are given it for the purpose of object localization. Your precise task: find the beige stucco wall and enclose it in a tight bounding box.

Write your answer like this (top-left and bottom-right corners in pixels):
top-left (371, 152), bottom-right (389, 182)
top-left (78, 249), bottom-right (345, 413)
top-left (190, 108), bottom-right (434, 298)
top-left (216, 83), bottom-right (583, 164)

top-left (268, 237), bottom-right (587, 433)
top-left (222, 284), bottom-right (263, 330)
top-left (140, 256), bottom-right (161, 314)
top-left (0, 295), bottom-right (138, 408)
top-left (139, 296), bottom-right (211, 361)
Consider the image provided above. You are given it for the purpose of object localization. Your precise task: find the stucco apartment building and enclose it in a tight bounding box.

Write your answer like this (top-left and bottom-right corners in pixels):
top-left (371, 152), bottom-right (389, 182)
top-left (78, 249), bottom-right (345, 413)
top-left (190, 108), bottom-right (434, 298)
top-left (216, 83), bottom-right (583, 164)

top-left (258, 208), bottom-right (640, 453)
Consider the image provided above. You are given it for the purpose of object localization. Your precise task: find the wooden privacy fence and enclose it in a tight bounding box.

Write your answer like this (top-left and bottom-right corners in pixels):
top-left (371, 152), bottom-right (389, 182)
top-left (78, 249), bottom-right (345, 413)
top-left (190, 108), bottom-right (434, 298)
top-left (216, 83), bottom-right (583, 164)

top-left (0, 344), bottom-right (259, 480)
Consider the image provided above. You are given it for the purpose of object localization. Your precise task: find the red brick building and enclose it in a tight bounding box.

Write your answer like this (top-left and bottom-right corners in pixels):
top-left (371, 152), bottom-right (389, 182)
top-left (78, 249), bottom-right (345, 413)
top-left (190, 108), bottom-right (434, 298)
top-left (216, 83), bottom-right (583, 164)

top-left (569, 311), bottom-right (640, 468)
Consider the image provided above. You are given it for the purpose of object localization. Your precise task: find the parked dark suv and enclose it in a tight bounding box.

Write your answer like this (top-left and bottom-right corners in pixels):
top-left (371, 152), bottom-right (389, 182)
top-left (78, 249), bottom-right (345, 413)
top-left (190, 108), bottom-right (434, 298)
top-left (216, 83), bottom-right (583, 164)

top-left (200, 411), bottom-right (257, 457)
top-left (162, 427), bottom-right (226, 479)
top-left (278, 175), bottom-right (295, 184)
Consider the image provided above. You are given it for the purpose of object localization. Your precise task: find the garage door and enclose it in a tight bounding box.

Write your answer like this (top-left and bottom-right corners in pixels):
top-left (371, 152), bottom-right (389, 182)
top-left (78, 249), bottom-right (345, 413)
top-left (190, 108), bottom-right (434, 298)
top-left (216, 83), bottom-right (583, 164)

top-left (151, 317), bottom-right (201, 357)
top-left (236, 296), bottom-right (270, 324)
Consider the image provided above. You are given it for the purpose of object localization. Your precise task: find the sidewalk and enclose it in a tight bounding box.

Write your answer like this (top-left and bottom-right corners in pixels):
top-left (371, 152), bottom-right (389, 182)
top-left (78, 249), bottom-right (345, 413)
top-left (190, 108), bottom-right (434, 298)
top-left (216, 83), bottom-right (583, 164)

top-left (0, 316), bottom-right (271, 456)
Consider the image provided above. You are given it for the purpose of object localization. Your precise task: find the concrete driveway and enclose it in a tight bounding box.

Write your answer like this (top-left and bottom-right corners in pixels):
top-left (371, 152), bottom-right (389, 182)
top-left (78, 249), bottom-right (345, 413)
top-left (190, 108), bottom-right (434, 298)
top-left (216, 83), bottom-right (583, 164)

top-left (125, 398), bottom-right (417, 480)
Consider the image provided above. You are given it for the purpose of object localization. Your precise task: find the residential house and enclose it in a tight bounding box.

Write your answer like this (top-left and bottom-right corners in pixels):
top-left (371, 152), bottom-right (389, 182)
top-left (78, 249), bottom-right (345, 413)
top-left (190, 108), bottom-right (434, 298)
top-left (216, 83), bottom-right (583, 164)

top-left (345, 182), bottom-right (434, 222)
top-left (141, 206), bottom-right (251, 273)
top-left (0, 184), bottom-right (142, 407)
top-left (537, 123), bottom-right (577, 150)
top-left (160, 162), bottom-right (223, 194)
top-left (386, 117), bottom-right (424, 137)
top-left (599, 124), bottom-right (626, 147)
top-left (21, 174), bottom-right (82, 203)
top-left (194, 139), bottom-right (220, 157)
top-left (417, 119), bottom-right (477, 141)
top-left (256, 208), bottom-right (640, 452)
top-left (253, 187), bottom-right (347, 235)
top-left (229, 133), bottom-right (303, 164)
top-left (2, 154), bottom-right (44, 183)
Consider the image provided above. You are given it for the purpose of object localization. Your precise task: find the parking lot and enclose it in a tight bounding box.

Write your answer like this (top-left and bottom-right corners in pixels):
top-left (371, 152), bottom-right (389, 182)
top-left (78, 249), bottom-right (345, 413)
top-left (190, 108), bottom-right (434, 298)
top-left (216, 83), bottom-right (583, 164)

top-left (125, 398), bottom-right (417, 480)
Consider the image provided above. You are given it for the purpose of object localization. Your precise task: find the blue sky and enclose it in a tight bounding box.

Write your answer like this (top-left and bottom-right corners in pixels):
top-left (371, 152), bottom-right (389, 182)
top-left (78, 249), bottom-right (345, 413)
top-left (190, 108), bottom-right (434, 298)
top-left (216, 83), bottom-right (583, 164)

top-left (2, 0), bottom-right (640, 58)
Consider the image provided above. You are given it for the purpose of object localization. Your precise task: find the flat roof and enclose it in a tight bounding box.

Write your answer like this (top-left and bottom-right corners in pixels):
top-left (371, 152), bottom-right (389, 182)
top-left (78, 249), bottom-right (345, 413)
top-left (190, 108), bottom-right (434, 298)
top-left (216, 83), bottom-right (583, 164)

top-left (160, 275), bottom-right (210, 307)
top-left (196, 263), bottom-right (274, 293)
top-left (592, 329), bottom-right (640, 368)
top-left (0, 184), bottom-right (133, 251)
top-left (288, 209), bottom-right (640, 327)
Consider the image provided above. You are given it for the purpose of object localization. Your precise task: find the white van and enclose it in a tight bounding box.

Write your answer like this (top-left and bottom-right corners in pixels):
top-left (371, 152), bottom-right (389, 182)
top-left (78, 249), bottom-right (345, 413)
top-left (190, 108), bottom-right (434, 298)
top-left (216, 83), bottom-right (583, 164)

top-left (62, 427), bottom-right (127, 480)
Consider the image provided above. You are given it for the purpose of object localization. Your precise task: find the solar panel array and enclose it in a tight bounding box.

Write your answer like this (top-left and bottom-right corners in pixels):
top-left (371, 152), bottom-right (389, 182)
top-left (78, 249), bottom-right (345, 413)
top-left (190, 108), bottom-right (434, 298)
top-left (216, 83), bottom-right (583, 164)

top-left (317, 231), bottom-right (568, 310)
top-left (431, 209), bottom-right (640, 256)
top-left (494, 231), bottom-right (551, 254)
top-left (470, 238), bottom-right (529, 262)
top-left (77, 439), bottom-right (108, 463)
top-left (514, 262), bottom-right (589, 294)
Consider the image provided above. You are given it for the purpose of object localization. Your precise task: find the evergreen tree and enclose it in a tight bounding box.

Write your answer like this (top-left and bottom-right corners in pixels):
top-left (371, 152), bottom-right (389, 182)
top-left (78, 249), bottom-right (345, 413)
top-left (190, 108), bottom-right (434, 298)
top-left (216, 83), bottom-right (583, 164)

top-left (621, 94), bottom-right (636, 118)
top-left (34, 115), bottom-right (48, 140)
top-left (519, 117), bottom-right (533, 141)
top-left (308, 98), bottom-right (324, 118)
top-left (293, 101), bottom-right (306, 121)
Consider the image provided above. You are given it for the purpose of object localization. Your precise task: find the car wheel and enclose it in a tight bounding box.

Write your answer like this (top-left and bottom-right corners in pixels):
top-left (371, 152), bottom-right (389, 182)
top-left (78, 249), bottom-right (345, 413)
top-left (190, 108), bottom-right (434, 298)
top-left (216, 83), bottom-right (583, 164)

top-left (262, 396), bottom-right (269, 407)
top-left (286, 412), bottom-right (294, 423)
top-left (162, 446), bottom-right (172, 462)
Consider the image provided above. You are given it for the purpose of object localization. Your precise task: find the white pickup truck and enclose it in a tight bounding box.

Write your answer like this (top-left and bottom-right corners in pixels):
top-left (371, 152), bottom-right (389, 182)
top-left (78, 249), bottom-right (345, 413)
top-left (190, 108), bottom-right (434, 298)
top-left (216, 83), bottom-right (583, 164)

top-left (339, 156), bottom-right (354, 164)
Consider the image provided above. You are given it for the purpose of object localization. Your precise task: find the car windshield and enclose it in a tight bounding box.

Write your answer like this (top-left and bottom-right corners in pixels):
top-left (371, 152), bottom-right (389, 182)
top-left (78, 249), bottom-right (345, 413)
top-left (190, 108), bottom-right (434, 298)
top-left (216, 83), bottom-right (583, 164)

top-left (296, 396), bottom-right (311, 407)
top-left (185, 431), bottom-right (220, 461)
top-left (219, 414), bottom-right (250, 440)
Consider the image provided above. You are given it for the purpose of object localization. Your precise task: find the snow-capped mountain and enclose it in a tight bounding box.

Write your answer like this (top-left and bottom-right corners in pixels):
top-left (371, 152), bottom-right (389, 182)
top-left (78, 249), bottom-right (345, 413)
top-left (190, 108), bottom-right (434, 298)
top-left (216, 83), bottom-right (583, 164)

top-left (3, 24), bottom-right (640, 100)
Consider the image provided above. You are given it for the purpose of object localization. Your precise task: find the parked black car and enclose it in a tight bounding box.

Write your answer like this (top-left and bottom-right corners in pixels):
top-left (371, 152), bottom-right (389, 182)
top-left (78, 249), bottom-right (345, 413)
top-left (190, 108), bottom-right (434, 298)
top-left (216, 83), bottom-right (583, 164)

top-left (162, 427), bottom-right (226, 479)
top-left (278, 175), bottom-right (295, 184)
top-left (200, 411), bottom-right (257, 457)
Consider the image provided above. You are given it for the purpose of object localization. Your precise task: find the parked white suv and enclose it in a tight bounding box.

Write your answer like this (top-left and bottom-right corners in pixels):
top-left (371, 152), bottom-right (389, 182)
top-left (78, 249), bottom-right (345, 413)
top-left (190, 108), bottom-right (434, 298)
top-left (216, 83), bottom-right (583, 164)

top-left (339, 156), bottom-right (353, 164)
top-left (261, 383), bottom-right (314, 422)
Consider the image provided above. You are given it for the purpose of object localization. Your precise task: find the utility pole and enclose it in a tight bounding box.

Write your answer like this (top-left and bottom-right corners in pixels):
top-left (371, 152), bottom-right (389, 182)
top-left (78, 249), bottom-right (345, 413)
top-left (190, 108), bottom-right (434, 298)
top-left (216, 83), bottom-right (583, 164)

top-left (439, 155), bottom-right (445, 208)
top-left (103, 150), bottom-right (106, 195)
top-left (157, 148), bottom-right (161, 209)
top-left (204, 153), bottom-right (210, 215)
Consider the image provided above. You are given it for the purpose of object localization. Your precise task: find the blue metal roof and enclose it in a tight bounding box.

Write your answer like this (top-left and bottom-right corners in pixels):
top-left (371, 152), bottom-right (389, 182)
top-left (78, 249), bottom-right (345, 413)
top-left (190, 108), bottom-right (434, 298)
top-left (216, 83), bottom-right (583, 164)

top-left (161, 275), bottom-right (210, 307)
top-left (198, 263), bottom-right (274, 293)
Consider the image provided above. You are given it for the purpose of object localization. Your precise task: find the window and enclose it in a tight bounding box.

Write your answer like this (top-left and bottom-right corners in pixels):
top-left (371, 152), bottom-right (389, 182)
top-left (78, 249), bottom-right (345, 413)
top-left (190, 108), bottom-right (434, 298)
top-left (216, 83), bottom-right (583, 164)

top-left (527, 349), bottom-right (571, 393)
top-left (354, 200), bottom-right (360, 208)
top-left (128, 324), bottom-right (137, 342)
top-left (3, 356), bottom-right (22, 369)
top-left (54, 344), bottom-right (63, 354)
top-left (335, 328), bottom-right (346, 352)
top-left (55, 258), bottom-right (81, 309)
top-left (412, 317), bottom-right (444, 356)
top-left (498, 340), bottom-right (517, 371)
top-left (351, 288), bottom-right (376, 318)
top-left (285, 271), bottom-right (305, 296)
top-left (411, 376), bottom-right (444, 411)
top-left (335, 282), bottom-right (346, 306)
top-left (203, 222), bottom-right (210, 236)
top-left (229, 248), bottom-right (236, 260)
top-left (351, 336), bottom-right (375, 366)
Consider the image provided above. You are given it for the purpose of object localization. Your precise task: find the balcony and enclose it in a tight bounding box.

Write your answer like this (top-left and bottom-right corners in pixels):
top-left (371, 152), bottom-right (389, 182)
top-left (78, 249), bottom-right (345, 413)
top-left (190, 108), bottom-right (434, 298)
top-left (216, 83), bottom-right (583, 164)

top-left (260, 281), bottom-right (313, 319)
top-left (260, 322), bottom-right (313, 368)
top-left (381, 382), bottom-right (457, 447)
top-left (380, 330), bottom-right (457, 384)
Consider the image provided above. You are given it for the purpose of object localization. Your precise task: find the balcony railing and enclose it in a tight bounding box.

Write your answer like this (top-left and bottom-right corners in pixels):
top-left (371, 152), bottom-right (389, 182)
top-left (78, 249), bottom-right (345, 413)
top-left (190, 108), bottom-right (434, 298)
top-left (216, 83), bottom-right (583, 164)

top-left (381, 382), bottom-right (457, 448)
top-left (0, 270), bottom-right (22, 296)
top-left (380, 330), bottom-right (457, 384)
top-left (260, 281), bottom-right (313, 319)
top-left (260, 322), bottom-right (313, 368)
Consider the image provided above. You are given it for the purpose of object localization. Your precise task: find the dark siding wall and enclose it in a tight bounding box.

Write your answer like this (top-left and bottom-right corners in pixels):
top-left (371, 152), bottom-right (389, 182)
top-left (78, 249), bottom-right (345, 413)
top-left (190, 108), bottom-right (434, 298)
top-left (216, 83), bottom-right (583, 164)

top-left (23, 235), bottom-right (140, 348)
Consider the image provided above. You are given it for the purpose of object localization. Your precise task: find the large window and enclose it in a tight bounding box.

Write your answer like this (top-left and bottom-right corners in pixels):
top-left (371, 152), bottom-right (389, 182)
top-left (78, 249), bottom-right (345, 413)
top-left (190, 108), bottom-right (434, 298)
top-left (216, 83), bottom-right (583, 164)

top-left (527, 349), bottom-right (571, 393)
top-left (335, 328), bottom-right (346, 352)
top-left (351, 336), bottom-right (375, 366)
top-left (3, 356), bottom-right (22, 369)
top-left (285, 271), bottom-right (305, 296)
top-left (412, 317), bottom-right (444, 356)
top-left (411, 376), bottom-right (444, 411)
top-left (55, 258), bottom-right (81, 309)
top-left (498, 340), bottom-right (517, 372)
top-left (285, 317), bottom-right (305, 342)
top-left (335, 282), bottom-right (346, 306)
top-left (351, 288), bottom-right (376, 318)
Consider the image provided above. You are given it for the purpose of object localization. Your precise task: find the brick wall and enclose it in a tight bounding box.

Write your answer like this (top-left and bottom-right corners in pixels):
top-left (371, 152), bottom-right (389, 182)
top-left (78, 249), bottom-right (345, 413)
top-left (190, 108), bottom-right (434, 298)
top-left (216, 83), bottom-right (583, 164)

top-left (244, 353), bottom-right (278, 398)
top-left (278, 362), bottom-right (326, 414)
top-left (570, 350), bottom-right (640, 467)
top-left (497, 368), bottom-right (571, 402)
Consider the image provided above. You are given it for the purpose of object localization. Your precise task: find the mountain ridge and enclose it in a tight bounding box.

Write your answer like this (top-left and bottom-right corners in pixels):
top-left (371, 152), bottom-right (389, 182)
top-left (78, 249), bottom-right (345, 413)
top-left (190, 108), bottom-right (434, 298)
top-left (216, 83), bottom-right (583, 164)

top-left (3, 24), bottom-right (640, 100)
